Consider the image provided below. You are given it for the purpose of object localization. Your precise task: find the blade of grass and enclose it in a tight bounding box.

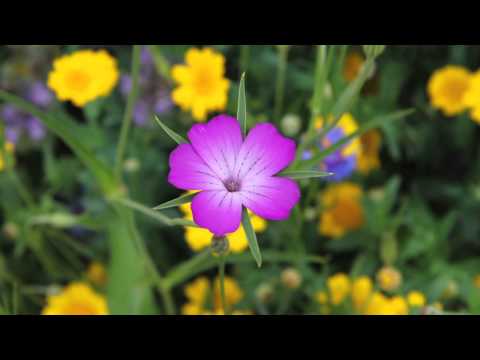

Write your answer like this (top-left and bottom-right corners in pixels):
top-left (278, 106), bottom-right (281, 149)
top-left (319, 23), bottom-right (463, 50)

top-left (241, 207), bottom-right (262, 267)
top-left (153, 115), bottom-right (188, 144)
top-left (111, 196), bottom-right (197, 227)
top-left (115, 45), bottom-right (142, 181)
top-left (237, 73), bottom-right (247, 136)
top-left (153, 192), bottom-right (196, 211)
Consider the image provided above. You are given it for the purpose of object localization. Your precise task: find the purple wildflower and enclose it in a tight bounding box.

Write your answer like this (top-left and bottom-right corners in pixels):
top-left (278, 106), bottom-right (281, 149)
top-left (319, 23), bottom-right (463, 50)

top-left (168, 115), bottom-right (301, 236)
top-left (318, 127), bottom-right (357, 182)
top-left (119, 46), bottom-right (173, 127)
top-left (0, 81), bottom-right (51, 144)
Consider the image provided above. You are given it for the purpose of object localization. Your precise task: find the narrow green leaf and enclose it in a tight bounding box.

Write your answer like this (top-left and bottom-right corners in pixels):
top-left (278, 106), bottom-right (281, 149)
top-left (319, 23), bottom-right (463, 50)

top-left (237, 73), bottom-right (247, 136)
top-left (279, 169), bottom-right (333, 180)
top-left (153, 192), bottom-right (196, 211)
top-left (111, 196), bottom-right (197, 227)
top-left (153, 115), bottom-right (188, 144)
top-left (163, 250), bottom-right (326, 290)
top-left (0, 90), bottom-right (116, 193)
top-left (300, 108), bottom-right (415, 170)
top-left (241, 207), bottom-right (262, 267)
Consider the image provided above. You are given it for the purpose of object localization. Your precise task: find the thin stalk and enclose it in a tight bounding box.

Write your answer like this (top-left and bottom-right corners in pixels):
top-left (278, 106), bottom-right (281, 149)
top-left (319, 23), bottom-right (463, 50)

top-left (218, 255), bottom-right (228, 315)
top-left (274, 45), bottom-right (290, 122)
top-left (7, 170), bottom-right (35, 208)
top-left (115, 45), bottom-right (141, 181)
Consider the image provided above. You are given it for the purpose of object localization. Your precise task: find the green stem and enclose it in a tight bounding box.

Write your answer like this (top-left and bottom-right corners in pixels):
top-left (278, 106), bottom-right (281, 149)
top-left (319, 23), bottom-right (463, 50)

top-left (274, 45), bottom-right (290, 122)
top-left (218, 254), bottom-right (228, 315)
top-left (124, 208), bottom-right (176, 315)
top-left (7, 170), bottom-right (35, 208)
top-left (115, 45), bottom-right (141, 181)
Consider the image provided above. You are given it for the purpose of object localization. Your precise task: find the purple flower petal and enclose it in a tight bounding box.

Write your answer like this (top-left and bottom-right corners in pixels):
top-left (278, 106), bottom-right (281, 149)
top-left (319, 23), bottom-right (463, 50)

top-left (168, 144), bottom-right (224, 191)
top-left (26, 116), bottom-right (46, 141)
top-left (241, 176), bottom-right (300, 221)
top-left (191, 190), bottom-right (243, 236)
top-left (234, 123), bottom-right (296, 181)
top-left (26, 82), bottom-right (53, 108)
top-left (187, 115), bottom-right (243, 181)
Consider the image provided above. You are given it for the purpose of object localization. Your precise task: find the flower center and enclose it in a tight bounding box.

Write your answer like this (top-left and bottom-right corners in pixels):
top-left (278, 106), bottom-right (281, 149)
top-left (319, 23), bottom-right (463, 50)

top-left (66, 69), bottom-right (91, 92)
top-left (224, 178), bottom-right (241, 192)
top-left (193, 68), bottom-right (215, 96)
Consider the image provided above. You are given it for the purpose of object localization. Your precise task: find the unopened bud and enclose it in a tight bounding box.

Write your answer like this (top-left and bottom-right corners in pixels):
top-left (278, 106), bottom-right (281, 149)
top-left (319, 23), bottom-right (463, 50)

top-left (281, 268), bottom-right (303, 289)
top-left (376, 266), bottom-right (402, 292)
top-left (441, 280), bottom-right (459, 300)
top-left (124, 158), bottom-right (140, 173)
top-left (2, 222), bottom-right (19, 240)
top-left (380, 233), bottom-right (398, 265)
top-left (281, 114), bottom-right (302, 137)
top-left (304, 207), bottom-right (317, 221)
top-left (255, 283), bottom-right (274, 303)
top-left (211, 236), bottom-right (229, 256)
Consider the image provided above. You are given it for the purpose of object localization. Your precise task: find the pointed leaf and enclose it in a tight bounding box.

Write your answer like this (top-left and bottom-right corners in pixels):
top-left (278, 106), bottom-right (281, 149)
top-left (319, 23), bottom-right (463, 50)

top-left (111, 197), bottom-right (197, 227)
top-left (241, 207), bottom-right (262, 267)
top-left (300, 108), bottom-right (415, 170)
top-left (153, 192), bottom-right (197, 211)
top-left (153, 115), bottom-right (188, 144)
top-left (279, 169), bottom-right (333, 180)
top-left (0, 90), bottom-right (116, 193)
top-left (237, 73), bottom-right (247, 136)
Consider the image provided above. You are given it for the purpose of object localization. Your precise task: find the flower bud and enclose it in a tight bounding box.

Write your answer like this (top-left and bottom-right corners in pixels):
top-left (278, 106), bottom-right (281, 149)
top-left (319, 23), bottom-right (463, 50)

top-left (441, 280), bottom-right (459, 300)
top-left (211, 236), bottom-right (230, 256)
top-left (380, 232), bottom-right (398, 265)
top-left (124, 158), bottom-right (140, 173)
top-left (362, 45), bottom-right (386, 60)
top-left (2, 222), bottom-right (19, 240)
top-left (304, 207), bottom-right (317, 221)
top-left (281, 114), bottom-right (302, 137)
top-left (255, 283), bottom-right (274, 303)
top-left (281, 268), bottom-right (303, 289)
top-left (376, 266), bottom-right (402, 292)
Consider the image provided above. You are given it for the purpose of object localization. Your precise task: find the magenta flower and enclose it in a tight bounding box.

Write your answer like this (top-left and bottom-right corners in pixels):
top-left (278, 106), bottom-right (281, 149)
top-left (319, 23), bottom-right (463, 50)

top-left (168, 115), bottom-right (301, 236)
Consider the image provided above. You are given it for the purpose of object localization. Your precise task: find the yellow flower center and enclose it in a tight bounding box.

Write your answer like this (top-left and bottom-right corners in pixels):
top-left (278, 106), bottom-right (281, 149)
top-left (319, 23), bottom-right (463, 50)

top-left (65, 69), bottom-right (91, 92)
top-left (444, 78), bottom-right (469, 103)
top-left (192, 68), bottom-right (216, 96)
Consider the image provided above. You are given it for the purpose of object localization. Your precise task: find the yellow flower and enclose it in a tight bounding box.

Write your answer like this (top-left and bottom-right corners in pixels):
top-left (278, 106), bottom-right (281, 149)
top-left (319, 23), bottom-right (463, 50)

top-left (86, 262), bottom-right (107, 287)
top-left (184, 276), bottom-right (210, 307)
top-left (407, 291), bottom-right (426, 308)
top-left (315, 113), bottom-right (361, 157)
top-left (171, 48), bottom-right (230, 122)
top-left (473, 274), bottom-right (480, 289)
top-left (319, 182), bottom-right (364, 238)
top-left (376, 266), bottom-right (402, 292)
top-left (327, 273), bottom-right (351, 305)
top-left (315, 291), bottom-right (329, 305)
top-left (181, 201), bottom-right (266, 253)
top-left (427, 65), bottom-right (471, 116)
top-left (463, 71), bottom-right (480, 124)
top-left (363, 291), bottom-right (389, 315)
top-left (0, 142), bottom-right (14, 172)
top-left (48, 49), bottom-right (119, 107)
top-left (357, 130), bottom-right (382, 175)
top-left (181, 276), bottom-right (244, 315)
top-left (386, 296), bottom-right (409, 315)
top-left (343, 52), bottom-right (365, 82)
top-left (352, 276), bottom-right (373, 312)
top-left (42, 282), bottom-right (108, 315)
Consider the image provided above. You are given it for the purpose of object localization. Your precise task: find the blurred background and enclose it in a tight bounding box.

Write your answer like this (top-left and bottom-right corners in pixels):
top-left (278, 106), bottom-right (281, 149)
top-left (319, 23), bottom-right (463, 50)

top-left (1, 45), bottom-right (480, 315)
